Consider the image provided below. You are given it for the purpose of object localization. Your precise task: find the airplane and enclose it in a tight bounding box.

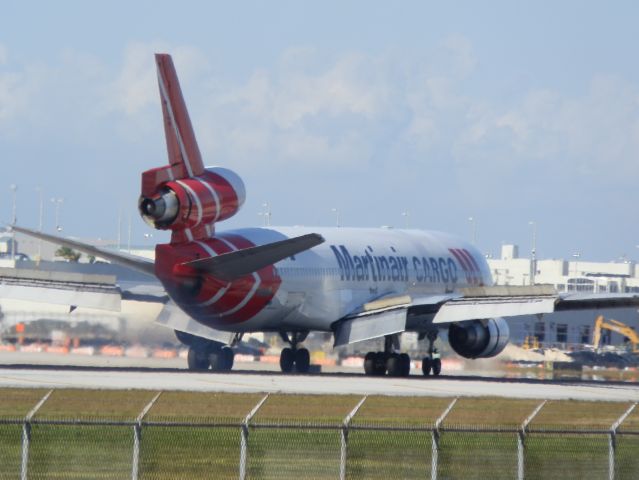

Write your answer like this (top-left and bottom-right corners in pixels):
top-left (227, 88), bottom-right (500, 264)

top-left (13, 53), bottom-right (639, 377)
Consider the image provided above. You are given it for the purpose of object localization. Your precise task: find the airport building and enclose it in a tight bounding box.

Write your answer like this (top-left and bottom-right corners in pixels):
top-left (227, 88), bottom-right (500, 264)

top-left (487, 245), bottom-right (639, 349)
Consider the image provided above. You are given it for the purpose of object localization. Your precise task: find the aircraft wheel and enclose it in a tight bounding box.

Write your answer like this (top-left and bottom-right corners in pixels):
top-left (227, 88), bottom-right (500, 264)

top-left (386, 353), bottom-right (403, 377)
top-left (364, 352), bottom-right (375, 375)
top-left (399, 353), bottom-right (411, 377)
top-left (280, 347), bottom-right (295, 373)
top-left (295, 348), bottom-right (310, 373)
top-left (187, 348), bottom-right (210, 370)
top-left (421, 357), bottom-right (432, 376)
top-left (220, 346), bottom-right (234, 371)
top-left (373, 352), bottom-right (387, 376)
top-left (208, 351), bottom-right (222, 371)
top-left (432, 358), bottom-right (442, 376)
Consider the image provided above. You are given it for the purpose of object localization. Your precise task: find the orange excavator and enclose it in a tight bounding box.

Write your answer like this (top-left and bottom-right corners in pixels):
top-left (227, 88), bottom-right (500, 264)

top-left (592, 315), bottom-right (639, 353)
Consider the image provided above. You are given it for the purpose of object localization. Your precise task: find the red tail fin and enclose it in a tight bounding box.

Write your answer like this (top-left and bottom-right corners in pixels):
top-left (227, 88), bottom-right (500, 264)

top-left (155, 53), bottom-right (204, 178)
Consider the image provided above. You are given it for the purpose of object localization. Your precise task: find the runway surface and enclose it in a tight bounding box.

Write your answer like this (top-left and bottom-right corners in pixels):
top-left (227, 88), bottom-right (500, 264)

top-left (0, 366), bottom-right (638, 401)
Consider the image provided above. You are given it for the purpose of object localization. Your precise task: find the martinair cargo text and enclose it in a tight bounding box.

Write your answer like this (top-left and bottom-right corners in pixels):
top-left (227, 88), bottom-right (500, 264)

top-left (14, 54), bottom-right (639, 377)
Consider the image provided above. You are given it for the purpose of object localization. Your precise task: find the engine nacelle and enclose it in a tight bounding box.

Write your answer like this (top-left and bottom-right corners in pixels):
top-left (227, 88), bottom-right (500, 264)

top-left (139, 166), bottom-right (246, 231)
top-left (448, 318), bottom-right (510, 359)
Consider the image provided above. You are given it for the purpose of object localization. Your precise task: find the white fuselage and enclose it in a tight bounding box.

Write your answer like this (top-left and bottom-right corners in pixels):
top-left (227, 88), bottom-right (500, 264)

top-left (215, 226), bottom-right (492, 333)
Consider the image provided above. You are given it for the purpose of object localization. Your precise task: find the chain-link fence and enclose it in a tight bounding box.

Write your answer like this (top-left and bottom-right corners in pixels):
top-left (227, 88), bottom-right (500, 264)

top-left (0, 390), bottom-right (637, 479)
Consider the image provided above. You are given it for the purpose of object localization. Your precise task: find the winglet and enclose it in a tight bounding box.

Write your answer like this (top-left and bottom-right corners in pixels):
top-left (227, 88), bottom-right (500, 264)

top-left (155, 53), bottom-right (204, 178)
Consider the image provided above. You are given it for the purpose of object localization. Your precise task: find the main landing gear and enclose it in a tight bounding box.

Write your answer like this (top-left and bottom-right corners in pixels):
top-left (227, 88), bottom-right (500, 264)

top-left (363, 335), bottom-right (411, 377)
top-left (177, 330), bottom-right (236, 372)
top-left (279, 331), bottom-right (311, 373)
top-left (420, 330), bottom-right (442, 376)
top-left (362, 332), bottom-right (442, 377)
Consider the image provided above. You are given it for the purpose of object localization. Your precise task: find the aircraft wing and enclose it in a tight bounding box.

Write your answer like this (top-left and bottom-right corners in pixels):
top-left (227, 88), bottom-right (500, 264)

top-left (0, 267), bottom-right (124, 311)
top-left (11, 226), bottom-right (155, 276)
top-left (333, 285), bottom-right (639, 346)
top-left (0, 265), bottom-right (168, 312)
top-left (554, 292), bottom-right (639, 310)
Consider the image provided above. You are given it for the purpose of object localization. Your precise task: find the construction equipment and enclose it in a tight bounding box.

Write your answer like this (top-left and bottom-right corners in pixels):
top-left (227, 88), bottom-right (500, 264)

top-left (522, 335), bottom-right (540, 350)
top-left (592, 315), bottom-right (639, 353)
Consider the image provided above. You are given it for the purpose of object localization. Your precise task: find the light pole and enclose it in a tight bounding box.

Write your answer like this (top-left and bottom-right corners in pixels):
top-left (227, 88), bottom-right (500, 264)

top-left (401, 211), bottom-right (410, 229)
top-left (9, 184), bottom-right (17, 262)
top-left (468, 217), bottom-right (477, 245)
top-left (572, 252), bottom-right (581, 277)
top-left (127, 213), bottom-right (132, 254)
top-left (258, 203), bottom-right (271, 227)
top-left (529, 221), bottom-right (537, 285)
top-left (331, 208), bottom-right (340, 228)
top-left (36, 187), bottom-right (44, 261)
top-left (51, 197), bottom-right (64, 232)
top-left (117, 208), bottom-right (122, 251)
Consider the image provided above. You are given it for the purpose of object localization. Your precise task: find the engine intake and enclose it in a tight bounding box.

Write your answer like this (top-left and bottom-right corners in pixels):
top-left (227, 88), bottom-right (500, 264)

top-left (140, 188), bottom-right (179, 226)
top-left (448, 318), bottom-right (510, 359)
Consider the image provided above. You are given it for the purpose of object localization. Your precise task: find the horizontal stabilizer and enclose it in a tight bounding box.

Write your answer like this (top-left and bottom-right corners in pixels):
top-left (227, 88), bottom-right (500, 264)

top-left (11, 226), bottom-right (155, 277)
top-left (182, 233), bottom-right (325, 281)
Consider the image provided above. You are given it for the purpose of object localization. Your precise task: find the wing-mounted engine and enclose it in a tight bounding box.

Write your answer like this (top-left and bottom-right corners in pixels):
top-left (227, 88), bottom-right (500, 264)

top-left (448, 317), bottom-right (509, 359)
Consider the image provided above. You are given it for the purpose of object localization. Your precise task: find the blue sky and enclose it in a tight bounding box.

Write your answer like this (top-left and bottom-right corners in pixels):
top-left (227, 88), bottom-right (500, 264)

top-left (1, 1), bottom-right (638, 261)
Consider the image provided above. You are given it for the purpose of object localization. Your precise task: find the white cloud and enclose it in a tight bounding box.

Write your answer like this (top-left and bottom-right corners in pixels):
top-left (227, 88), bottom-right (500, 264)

top-left (461, 75), bottom-right (639, 180)
top-left (2, 39), bottom-right (638, 195)
top-left (0, 71), bottom-right (24, 123)
top-left (441, 34), bottom-right (478, 78)
top-left (0, 44), bottom-right (7, 65)
top-left (1, 37), bottom-right (637, 259)
top-left (108, 42), bottom-right (210, 116)
top-left (0, 60), bottom-right (46, 134)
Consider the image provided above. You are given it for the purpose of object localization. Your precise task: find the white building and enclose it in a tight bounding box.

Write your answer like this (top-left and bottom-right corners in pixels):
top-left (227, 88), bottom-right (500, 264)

top-left (488, 245), bottom-right (639, 349)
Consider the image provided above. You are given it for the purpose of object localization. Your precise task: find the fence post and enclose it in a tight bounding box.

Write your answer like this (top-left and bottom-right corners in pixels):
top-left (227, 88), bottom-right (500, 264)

top-left (431, 397), bottom-right (458, 480)
top-left (608, 402), bottom-right (636, 480)
top-left (518, 400), bottom-right (546, 480)
top-left (239, 394), bottom-right (269, 480)
top-left (340, 395), bottom-right (367, 480)
top-left (131, 392), bottom-right (162, 480)
top-left (21, 389), bottom-right (53, 480)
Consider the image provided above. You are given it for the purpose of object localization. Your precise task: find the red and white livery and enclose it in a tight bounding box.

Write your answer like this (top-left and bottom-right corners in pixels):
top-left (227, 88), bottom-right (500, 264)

top-left (16, 54), bottom-right (639, 377)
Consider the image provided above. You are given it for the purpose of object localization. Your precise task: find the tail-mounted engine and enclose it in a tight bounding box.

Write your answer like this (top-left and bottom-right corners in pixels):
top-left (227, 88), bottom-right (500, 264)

top-left (448, 318), bottom-right (510, 359)
top-left (139, 166), bottom-right (245, 238)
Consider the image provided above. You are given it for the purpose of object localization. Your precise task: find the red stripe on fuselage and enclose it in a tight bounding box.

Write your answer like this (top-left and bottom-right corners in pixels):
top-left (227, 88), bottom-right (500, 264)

top-left (449, 248), bottom-right (474, 285)
top-left (216, 234), bottom-right (281, 323)
top-left (182, 237), bottom-right (257, 324)
top-left (462, 248), bottom-right (481, 284)
top-left (459, 248), bottom-right (481, 285)
top-left (155, 233), bottom-right (281, 329)
top-left (454, 248), bottom-right (474, 284)
top-left (190, 238), bottom-right (233, 306)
